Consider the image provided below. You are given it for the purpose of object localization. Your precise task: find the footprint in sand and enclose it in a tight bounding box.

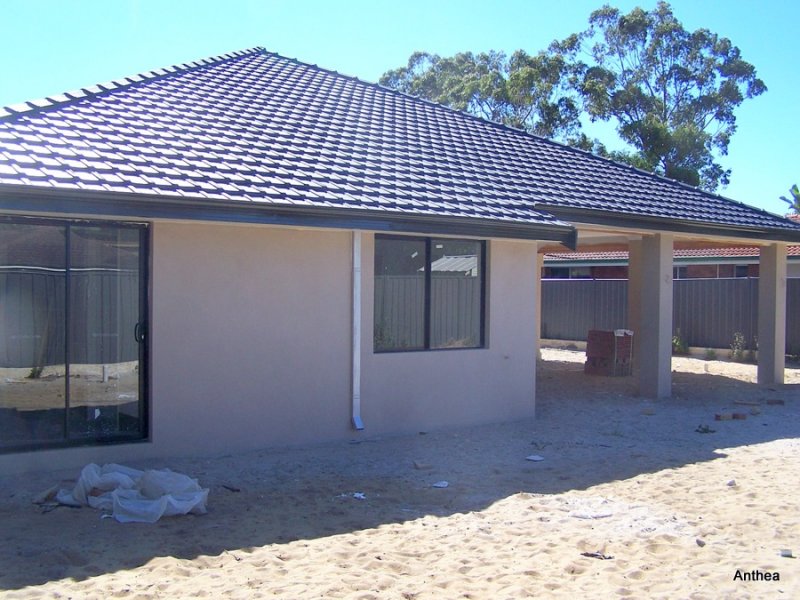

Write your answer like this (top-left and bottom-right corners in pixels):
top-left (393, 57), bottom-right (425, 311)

top-left (565, 562), bottom-right (587, 575)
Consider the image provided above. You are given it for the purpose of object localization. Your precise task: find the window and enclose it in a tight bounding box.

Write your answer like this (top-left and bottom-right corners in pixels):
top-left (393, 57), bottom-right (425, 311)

top-left (568, 267), bottom-right (592, 279)
top-left (544, 267), bottom-right (569, 279)
top-left (374, 235), bottom-right (485, 352)
top-left (0, 218), bottom-right (148, 451)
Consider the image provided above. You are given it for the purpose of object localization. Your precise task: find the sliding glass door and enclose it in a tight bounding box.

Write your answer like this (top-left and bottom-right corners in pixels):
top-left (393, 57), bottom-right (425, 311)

top-left (0, 218), bottom-right (148, 450)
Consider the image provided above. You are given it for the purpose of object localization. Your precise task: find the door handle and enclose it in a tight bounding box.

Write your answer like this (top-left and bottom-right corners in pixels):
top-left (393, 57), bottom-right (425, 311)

top-left (134, 321), bottom-right (147, 344)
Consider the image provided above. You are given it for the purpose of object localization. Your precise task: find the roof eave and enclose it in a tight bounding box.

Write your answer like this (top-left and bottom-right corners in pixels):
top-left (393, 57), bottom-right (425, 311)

top-left (538, 205), bottom-right (800, 244)
top-left (0, 184), bottom-right (576, 246)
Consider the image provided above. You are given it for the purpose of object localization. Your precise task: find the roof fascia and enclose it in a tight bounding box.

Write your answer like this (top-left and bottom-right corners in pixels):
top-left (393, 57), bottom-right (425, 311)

top-left (543, 255), bottom-right (798, 267)
top-left (538, 205), bottom-right (800, 244)
top-left (0, 184), bottom-right (577, 246)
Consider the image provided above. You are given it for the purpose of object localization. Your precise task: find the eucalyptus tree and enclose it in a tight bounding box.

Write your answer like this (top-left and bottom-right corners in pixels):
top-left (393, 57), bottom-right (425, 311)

top-left (553, 1), bottom-right (766, 191)
top-left (382, 2), bottom-right (765, 192)
top-left (379, 50), bottom-right (583, 142)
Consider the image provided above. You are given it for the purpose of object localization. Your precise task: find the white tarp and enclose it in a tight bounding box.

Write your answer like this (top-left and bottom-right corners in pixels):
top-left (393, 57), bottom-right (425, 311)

top-left (56, 463), bottom-right (209, 523)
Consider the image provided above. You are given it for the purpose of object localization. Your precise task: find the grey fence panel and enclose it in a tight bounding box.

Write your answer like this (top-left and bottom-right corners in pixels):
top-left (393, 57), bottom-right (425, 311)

top-left (70, 271), bottom-right (140, 365)
top-left (543, 278), bottom-right (798, 352)
top-left (788, 279), bottom-right (800, 355)
top-left (594, 279), bottom-right (629, 331)
top-left (1, 271), bottom-right (138, 368)
top-left (374, 276), bottom-right (425, 349)
top-left (541, 279), bottom-right (629, 340)
top-left (1, 271), bottom-right (66, 368)
top-left (374, 275), bottom-right (481, 348)
top-left (672, 278), bottom-right (758, 349)
top-left (431, 277), bottom-right (481, 347)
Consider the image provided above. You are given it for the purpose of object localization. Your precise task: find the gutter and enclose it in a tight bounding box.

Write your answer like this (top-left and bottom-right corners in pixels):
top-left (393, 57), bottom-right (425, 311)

top-left (351, 231), bottom-right (364, 431)
top-left (537, 204), bottom-right (800, 244)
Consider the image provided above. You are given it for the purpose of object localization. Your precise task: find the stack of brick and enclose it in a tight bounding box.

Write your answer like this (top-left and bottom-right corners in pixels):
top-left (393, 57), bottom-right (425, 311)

top-left (584, 329), bottom-right (633, 376)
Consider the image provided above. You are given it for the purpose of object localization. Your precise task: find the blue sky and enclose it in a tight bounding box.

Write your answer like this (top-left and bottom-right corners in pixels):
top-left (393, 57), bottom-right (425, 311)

top-left (1, 0), bottom-right (797, 216)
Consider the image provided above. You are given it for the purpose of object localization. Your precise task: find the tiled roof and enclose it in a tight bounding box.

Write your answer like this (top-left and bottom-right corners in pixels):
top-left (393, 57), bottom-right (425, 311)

top-left (1, 47), bottom-right (799, 240)
top-left (546, 245), bottom-right (800, 263)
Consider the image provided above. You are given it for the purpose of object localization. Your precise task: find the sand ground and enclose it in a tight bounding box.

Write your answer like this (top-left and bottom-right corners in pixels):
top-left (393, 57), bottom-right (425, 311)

top-left (0, 348), bottom-right (798, 599)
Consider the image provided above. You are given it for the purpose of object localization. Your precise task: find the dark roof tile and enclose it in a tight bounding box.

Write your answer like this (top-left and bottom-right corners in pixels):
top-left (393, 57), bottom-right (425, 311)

top-left (0, 47), bottom-right (797, 237)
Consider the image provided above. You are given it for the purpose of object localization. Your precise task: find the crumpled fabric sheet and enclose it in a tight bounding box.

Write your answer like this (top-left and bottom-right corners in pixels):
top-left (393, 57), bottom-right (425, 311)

top-left (56, 463), bottom-right (209, 523)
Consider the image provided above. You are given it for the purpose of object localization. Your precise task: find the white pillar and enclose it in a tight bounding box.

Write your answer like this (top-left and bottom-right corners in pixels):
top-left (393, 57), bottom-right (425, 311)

top-left (627, 239), bottom-right (643, 375)
top-left (534, 249), bottom-right (544, 360)
top-left (638, 234), bottom-right (673, 398)
top-left (757, 243), bottom-right (787, 385)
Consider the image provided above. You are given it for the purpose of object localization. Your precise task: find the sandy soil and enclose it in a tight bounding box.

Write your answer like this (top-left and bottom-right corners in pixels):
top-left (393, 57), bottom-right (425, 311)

top-left (0, 349), bottom-right (798, 598)
top-left (0, 362), bottom-right (139, 410)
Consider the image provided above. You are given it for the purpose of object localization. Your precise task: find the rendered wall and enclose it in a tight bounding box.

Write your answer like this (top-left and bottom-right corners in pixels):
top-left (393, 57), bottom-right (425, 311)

top-left (361, 236), bottom-right (539, 434)
top-left (0, 221), bottom-right (353, 473)
top-left (0, 226), bottom-right (540, 474)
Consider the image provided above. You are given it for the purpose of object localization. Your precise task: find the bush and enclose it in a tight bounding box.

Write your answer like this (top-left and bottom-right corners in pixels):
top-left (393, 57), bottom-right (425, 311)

top-left (730, 332), bottom-right (746, 362)
top-left (672, 329), bottom-right (689, 355)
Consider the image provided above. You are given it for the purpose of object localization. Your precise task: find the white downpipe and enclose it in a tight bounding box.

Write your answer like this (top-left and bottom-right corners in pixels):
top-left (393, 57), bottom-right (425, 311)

top-left (351, 231), bottom-right (364, 430)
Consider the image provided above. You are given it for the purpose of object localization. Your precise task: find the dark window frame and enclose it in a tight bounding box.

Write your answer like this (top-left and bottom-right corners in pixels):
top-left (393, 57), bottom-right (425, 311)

top-left (374, 234), bottom-right (486, 353)
top-left (0, 215), bottom-right (150, 453)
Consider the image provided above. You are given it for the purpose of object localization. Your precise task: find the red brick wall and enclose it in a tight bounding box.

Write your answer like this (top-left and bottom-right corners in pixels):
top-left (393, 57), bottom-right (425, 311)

top-left (591, 266), bottom-right (628, 279)
top-left (685, 264), bottom-right (718, 278)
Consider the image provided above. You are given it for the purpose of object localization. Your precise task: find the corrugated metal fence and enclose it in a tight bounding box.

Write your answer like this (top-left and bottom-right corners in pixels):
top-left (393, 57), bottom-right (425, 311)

top-left (374, 275), bottom-right (481, 348)
top-left (1, 270), bottom-right (139, 368)
top-left (542, 278), bottom-right (800, 353)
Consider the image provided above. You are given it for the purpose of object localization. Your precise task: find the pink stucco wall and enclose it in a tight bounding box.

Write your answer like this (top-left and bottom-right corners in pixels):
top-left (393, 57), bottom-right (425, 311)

top-left (361, 235), bottom-right (538, 434)
top-left (0, 222), bottom-right (540, 474)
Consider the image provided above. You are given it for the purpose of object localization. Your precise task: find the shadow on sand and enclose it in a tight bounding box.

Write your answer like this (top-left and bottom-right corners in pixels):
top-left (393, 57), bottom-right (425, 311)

top-left (0, 356), bottom-right (797, 590)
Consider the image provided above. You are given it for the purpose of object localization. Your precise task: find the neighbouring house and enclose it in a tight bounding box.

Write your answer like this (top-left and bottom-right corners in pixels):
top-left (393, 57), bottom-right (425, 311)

top-left (2, 48), bottom-right (799, 474)
top-left (543, 244), bottom-right (800, 280)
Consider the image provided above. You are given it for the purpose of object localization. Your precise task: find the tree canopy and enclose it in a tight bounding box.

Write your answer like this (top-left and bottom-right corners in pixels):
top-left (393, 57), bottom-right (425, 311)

top-left (379, 50), bottom-right (583, 141)
top-left (555, 1), bottom-right (765, 191)
top-left (380, 2), bottom-right (765, 192)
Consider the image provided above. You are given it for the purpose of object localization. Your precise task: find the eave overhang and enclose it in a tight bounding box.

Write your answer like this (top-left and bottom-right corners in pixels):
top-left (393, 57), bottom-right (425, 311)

top-left (0, 184), bottom-right (577, 247)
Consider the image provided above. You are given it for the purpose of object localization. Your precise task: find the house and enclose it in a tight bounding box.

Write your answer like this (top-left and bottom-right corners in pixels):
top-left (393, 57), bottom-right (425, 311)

top-left (543, 244), bottom-right (800, 280)
top-left (2, 48), bottom-right (799, 474)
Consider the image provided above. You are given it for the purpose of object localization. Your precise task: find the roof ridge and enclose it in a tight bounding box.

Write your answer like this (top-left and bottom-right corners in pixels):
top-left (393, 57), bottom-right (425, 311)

top-left (0, 47), bottom-right (266, 120)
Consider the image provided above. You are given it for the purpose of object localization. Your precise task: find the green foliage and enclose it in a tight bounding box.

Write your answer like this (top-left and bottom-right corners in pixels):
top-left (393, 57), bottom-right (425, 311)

top-left (26, 365), bottom-right (44, 379)
top-left (729, 331), bottom-right (746, 362)
top-left (381, 2), bottom-right (765, 193)
top-left (549, 1), bottom-right (765, 191)
top-left (672, 329), bottom-right (688, 355)
top-left (379, 50), bottom-right (583, 141)
top-left (780, 184), bottom-right (800, 214)
top-left (704, 348), bottom-right (717, 361)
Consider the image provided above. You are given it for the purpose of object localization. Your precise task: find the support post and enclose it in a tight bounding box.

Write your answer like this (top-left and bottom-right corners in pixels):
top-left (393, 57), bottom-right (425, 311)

top-left (627, 239), bottom-right (643, 375)
top-left (638, 234), bottom-right (673, 398)
top-left (757, 243), bottom-right (787, 385)
top-left (534, 249), bottom-right (544, 360)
